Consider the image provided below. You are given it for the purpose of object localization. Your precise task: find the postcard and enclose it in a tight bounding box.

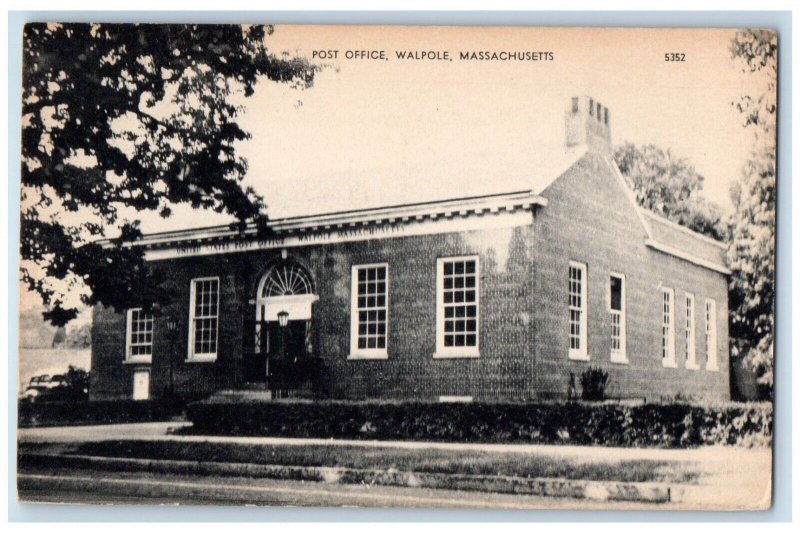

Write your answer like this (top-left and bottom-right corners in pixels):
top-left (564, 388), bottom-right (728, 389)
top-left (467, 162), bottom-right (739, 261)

top-left (17, 23), bottom-right (776, 510)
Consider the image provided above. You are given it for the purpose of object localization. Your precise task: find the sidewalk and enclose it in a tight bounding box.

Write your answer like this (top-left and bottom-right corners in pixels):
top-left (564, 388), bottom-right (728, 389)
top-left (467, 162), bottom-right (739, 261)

top-left (18, 421), bottom-right (772, 464)
top-left (17, 421), bottom-right (772, 509)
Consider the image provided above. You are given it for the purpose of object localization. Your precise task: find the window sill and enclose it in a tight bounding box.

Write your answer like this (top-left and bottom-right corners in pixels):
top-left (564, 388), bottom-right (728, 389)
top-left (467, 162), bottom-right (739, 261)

top-left (433, 351), bottom-right (480, 359)
top-left (347, 352), bottom-right (388, 360)
top-left (185, 355), bottom-right (217, 363)
top-left (686, 362), bottom-right (700, 370)
top-left (568, 351), bottom-right (590, 362)
top-left (610, 355), bottom-right (629, 365)
top-left (123, 358), bottom-right (152, 365)
top-left (662, 359), bottom-right (678, 369)
top-left (706, 364), bottom-right (720, 372)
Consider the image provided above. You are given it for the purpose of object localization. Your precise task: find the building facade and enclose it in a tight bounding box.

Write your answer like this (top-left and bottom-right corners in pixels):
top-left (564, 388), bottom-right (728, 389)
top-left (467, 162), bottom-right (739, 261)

top-left (90, 96), bottom-right (731, 402)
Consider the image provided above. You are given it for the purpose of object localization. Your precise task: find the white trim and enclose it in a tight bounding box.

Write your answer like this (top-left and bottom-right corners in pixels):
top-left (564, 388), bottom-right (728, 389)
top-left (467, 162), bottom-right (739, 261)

top-left (705, 299), bottom-right (719, 372)
top-left (602, 156), bottom-right (654, 240)
top-left (144, 208), bottom-right (536, 262)
top-left (685, 293), bottom-right (699, 370)
top-left (568, 261), bottom-right (588, 361)
top-left (639, 208), bottom-right (728, 250)
top-left (608, 272), bottom-right (627, 364)
top-left (102, 191), bottom-right (545, 254)
top-left (661, 287), bottom-right (676, 368)
top-left (645, 239), bottom-right (731, 275)
top-left (187, 276), bottom-right (220, 362)
top-left (438, 395), bottom-right (473, 403)
top-left (349, 263), bottom-right (389, 360)
top-left (124, 308), bottom-right (153, 365)
top-left (435, 255), bottom-right (480, 359)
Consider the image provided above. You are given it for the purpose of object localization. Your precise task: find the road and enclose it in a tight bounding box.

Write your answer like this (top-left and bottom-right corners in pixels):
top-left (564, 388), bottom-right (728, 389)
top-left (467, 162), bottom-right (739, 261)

top-left (17, 467), bottom-right (674, 510)
top-left (16, 422), bottom-right (772, 510)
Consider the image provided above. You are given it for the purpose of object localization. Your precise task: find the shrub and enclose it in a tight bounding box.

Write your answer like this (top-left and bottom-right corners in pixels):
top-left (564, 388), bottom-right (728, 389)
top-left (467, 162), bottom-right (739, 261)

top-left (579, 367), bottom-right (609, 401)
top-left (18, 399), bottom-right (186, 428)
top-left (186, 399), bottom-right (772, 448)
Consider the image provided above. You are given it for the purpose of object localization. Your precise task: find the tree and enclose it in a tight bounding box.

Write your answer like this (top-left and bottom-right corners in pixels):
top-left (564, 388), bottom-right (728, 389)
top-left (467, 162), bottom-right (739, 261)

top-left (613, 142), bottom-right (725, 240)
top-left (727, 30), bottom-right (777, 393)
top-left (62, 365), bottom-right (91, 400)
top-left (21, 23), bottom-right (315, 325)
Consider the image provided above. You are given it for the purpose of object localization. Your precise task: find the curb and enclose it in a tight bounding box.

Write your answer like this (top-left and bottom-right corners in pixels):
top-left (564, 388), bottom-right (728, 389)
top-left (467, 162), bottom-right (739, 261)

top-left (19, 452), bottom-right (674, 503)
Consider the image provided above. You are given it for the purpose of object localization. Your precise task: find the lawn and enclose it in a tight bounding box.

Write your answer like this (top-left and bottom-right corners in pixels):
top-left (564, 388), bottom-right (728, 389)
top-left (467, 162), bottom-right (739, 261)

top-left (19, 439), bottom-right (700, 484)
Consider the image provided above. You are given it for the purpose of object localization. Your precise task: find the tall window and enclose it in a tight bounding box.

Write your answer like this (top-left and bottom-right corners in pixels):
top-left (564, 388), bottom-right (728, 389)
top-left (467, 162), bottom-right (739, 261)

top-left (125, 308), bottom-right (153, 362)
top-left (705, 299), bottom-right (718, 371)
top-left (609, 273), bottom-right (626, 362)
top-left (188, 277), bottom-right (219, 361)
top-left (568, 261), bottom-right (588, 360)
top-left (661, 287), bottom-right (676, 367)
top-left (350, 264), bottom-right (389, 359)
top-left (435, 256), bottom-right (479, 358)
top-left (685, 293), bottom-right (698, 369)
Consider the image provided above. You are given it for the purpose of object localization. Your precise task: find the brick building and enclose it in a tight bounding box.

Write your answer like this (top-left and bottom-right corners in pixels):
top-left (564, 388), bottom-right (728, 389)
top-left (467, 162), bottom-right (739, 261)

top-left (90, 96), bottom-right (731, 402)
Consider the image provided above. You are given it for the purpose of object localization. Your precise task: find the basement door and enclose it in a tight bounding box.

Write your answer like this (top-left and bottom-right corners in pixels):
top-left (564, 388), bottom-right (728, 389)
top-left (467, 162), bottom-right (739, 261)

top-left (132, 370), bottom-right (150, 401)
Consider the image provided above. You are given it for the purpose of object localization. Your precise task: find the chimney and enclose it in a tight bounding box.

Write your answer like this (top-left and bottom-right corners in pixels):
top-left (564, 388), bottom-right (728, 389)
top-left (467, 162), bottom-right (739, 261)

top-left (565, 96), bottom-right (612, 155)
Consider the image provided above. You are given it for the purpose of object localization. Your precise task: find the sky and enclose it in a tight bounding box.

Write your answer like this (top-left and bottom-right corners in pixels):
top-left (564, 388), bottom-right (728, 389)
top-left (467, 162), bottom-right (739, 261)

top-left (20, 25), bottom-right (770, 317)
top-left (138, 25), bottom-right (764, 232)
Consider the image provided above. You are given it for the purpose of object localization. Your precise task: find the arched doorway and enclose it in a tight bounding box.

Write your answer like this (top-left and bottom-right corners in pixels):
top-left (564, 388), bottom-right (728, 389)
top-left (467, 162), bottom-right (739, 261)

top-left (248, 261), bottom-right (319, 392)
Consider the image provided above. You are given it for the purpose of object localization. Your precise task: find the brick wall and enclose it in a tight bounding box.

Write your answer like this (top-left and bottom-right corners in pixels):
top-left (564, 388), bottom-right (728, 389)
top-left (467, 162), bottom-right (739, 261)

top-left (90, 153), bottom-right (730, 402)
top-left (531, 152), bottom-right (730, 402)
top-left (91, 223), bottom-right (537, 401)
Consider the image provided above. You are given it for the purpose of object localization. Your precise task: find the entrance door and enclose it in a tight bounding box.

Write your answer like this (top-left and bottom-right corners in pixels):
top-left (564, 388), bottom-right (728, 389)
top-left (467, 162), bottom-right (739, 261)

top-left (266, 320), bottom-right (308, 360)
top-left (132, 370), bottom-right (150, 400)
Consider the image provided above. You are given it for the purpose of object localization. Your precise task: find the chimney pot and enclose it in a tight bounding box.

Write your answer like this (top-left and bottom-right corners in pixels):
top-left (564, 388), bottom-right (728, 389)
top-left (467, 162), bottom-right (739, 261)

top-left (565, 95), bottom-right (612, 155)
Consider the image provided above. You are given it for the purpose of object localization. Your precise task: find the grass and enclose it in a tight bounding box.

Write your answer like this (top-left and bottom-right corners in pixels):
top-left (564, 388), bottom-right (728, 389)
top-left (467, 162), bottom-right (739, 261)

top-left (20, 440), bottom-right (699, 484)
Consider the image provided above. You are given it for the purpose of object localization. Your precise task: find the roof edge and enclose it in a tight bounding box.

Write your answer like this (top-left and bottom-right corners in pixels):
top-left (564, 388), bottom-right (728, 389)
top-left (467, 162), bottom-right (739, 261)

top-left (104, 190), bottom-right (548, 249)
top-left (639, 208), bottom-right (728, 250)
top-left (645, 238), bottom-right (731, 275)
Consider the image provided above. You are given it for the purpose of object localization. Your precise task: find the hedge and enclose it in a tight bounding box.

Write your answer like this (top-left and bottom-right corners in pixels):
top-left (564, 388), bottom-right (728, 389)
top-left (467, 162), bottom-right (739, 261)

top-left (18, 399), bottom-right (186, 428)
top-left (186, 399), bottom-right (772, 448)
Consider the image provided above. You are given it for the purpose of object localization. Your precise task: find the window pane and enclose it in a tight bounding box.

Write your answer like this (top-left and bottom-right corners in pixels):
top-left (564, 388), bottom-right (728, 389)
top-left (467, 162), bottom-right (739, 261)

top-left (610, 276), bottom-right (622, 311)
top-left (191, 279), bottom-right (219, 356)
top-left (568, 263), bottom-right (586, 354)
top-left (127, 308), bottom-right (154, 358)
top-left (439, 259), bottom-right (479, 351)
top-left (353, 265), bottom-right (388, 352)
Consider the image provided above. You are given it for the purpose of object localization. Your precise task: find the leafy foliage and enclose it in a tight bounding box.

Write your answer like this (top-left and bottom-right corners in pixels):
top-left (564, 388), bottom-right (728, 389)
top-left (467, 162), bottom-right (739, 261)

top-left (613, 142), bottom-right (725, 240)
top-left (187, 400), bottom-right (773, 448)
top-left (18, 398), bottom-right (185, 427)
top-left (21, 23), bottom-right (315, 325)
top-left (64, 323), bottom-right (92, 348)
top-left (727, 30), bottom-right (777, 393)
top-left (62, 365), bottom-right (91, 399)
top-left (579, 367), bottom-right (609, 401)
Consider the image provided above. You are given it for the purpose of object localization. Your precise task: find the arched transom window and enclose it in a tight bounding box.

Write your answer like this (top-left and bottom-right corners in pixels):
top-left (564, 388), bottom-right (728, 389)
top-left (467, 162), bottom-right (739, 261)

top-left (260, 263), bottom-right (314, 298)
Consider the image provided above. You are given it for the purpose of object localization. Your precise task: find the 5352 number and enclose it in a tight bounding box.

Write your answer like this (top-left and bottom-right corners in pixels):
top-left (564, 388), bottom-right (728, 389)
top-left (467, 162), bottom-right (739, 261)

top-left (664, 53), bottom-right (686, 62)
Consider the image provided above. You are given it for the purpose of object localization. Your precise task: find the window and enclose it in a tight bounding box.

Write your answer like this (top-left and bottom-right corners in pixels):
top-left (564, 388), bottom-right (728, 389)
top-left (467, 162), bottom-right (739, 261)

top-left (571, 97), bottom-right (579, 114)
top-left (685, 293), bottom-right (698, 369)
top-left (350, 264), bottom-right (389, 359)
top-left (589, 98), bottom-right (594, 116)
top-left (125, 308), bottom-right (153, 363)
top-left (604, 108), bottom-right (610, 125)
top-left (188, 277), bottom-right (219, 361)
top-left (705, 299), bottom-right (718, 371)
top-left (661, 288), bottom-right (676, 367)
top-left (435, 256), bottom-right (479, 358)
top-left (596, 102), bottom-right (602, 121)
top-left (568, 261), bottom-right (588, 360)
top-left (609, 273), bottom-right (626, 362)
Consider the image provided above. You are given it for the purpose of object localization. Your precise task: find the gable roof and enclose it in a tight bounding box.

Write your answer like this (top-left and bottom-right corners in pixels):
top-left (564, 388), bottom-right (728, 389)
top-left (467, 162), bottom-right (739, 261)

top-left (110, 142), bottom-right (729, 275)
top-left (639, 209), bottom-right (730, 274)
